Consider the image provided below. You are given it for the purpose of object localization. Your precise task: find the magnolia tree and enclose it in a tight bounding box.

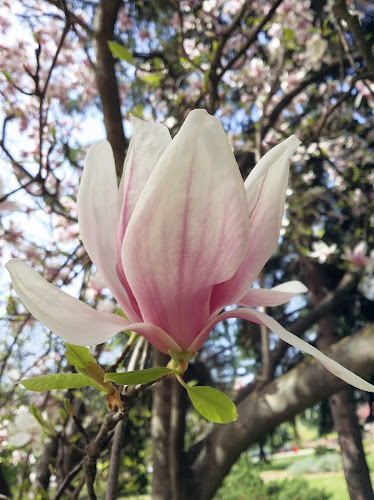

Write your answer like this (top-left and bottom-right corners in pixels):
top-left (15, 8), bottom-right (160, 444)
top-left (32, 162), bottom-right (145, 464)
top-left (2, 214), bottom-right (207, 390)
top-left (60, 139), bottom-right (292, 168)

top-left (1, 0), bottom-right (374, 499)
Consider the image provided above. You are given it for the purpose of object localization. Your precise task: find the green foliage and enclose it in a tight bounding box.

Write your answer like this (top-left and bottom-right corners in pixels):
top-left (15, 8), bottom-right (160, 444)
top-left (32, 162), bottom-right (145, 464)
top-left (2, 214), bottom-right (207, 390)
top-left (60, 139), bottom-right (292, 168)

top-left (108, 41), bottom-right (135, 65)
top-left (186, 385), bottom-right (237, 424)
top-left (19, 373), bottom-right (104, 392)
top-left (215, 455), bottom-right (332, 500)
top-left (287, 453), bottom-right (342, 475)
top-left (314, 445), bottom-right (330, 456)
top-left (64, 343), bottom-right (97, 372)
top-left (138, 73), bottom-right (162, 85)
top-left (105, 367), bottom-right (179, 385)
top-left (64, 344), bottom-right (115, 393)
top-left (214, 456), bottom-right (332, 500)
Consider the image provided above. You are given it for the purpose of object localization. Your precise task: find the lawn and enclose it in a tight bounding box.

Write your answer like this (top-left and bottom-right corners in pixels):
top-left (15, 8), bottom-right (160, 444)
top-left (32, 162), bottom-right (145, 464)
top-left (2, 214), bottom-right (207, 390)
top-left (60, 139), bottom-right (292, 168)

top-left (259, 449), bottom-right (374, 500)
top-left (119, 449), bottom-right (374, 500)
top-left (306, 474), bottom-right (349, 500)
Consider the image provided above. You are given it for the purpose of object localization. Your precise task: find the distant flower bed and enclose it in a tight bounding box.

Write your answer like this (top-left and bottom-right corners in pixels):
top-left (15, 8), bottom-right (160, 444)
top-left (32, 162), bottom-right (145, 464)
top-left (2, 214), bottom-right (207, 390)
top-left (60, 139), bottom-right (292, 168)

top-left (287, 453), bottom-right (342, 475)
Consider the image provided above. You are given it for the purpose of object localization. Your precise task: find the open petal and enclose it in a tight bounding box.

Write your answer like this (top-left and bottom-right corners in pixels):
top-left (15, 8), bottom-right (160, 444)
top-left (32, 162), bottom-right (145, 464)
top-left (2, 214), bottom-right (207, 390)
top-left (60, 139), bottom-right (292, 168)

top-left (9, 433), bottom-right (32, 447)
top-left (117, 115), bottom-right (172, 235)
top-left (6, 259), bottom-right (132, 345)
top-left (189, 308), bottom-right (374, 392)
top-left (77, 141), bottom-right (140, 321)
top-left (239, 281), bottom-right (308, 307)
top-left (122, 109), bottom-right (250, 349)
top-left (6, 259), bottom-right (182, 352)
top-left (210, 136), bottom-right (300, 315)
top-left (116, 117), bottom-right (171, 319)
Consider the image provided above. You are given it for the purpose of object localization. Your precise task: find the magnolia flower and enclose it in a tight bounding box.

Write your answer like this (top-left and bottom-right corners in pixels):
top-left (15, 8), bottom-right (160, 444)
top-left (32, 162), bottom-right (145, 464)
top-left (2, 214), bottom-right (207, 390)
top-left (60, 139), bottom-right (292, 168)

top-left (8, 413), bottom-right (42, 449)
top-left (0, 176), bottom-right (21, 214)
top-left (308, 241), bottom-right (337, 263)
top-left (305, 34), bottom-right (327, 65)
top-left (343, 241), bottom-right (369, 267)
top-left (6, 110), bottom-right (374, 391)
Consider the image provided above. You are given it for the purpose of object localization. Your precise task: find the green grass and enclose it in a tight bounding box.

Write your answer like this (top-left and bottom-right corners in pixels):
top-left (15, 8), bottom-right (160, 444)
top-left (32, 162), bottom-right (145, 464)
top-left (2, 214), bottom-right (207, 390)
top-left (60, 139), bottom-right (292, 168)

top-left (307, 474), bottom-right (349, 500)
top-left (264, 450), bottom-right (374, 500)
top-left (119, 449), bottom-right (374, 500)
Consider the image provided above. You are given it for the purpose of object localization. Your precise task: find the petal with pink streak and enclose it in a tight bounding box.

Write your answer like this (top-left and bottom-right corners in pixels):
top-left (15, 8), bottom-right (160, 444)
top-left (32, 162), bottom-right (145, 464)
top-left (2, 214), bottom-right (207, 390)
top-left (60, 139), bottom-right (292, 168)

top-left (77, 141), bottom-right (140, 321)
top-left (188, 308), bottom-right (374, 392)
top-left (117, 115), bottom-right (171, 234)
top-left (239, 281), bottom-right (308, 307)
top-left (6, 259), bottom-right (181, 352)
top-left (116, 117), bottom-right (172, 319)
top-left (122, 109), bottom-right (250, 349)
top-left (210, 136), bottom-right (301, 315)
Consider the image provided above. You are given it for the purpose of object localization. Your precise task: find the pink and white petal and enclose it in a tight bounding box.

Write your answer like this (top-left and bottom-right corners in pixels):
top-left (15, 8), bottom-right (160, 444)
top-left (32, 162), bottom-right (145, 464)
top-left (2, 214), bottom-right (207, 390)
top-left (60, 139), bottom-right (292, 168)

top-left (6, 259), bottom-right (131, 345)
top-left (210, 136), bottom-right (301, 314)
top-left (14, 413), bottom-right (39, 431)
top-left (9, 433), bottom-right (31, 447)
top-left (77, 141), bottom-right (140, 321)
top-left (122, 109), bottom-right (250, 349)
top-left (117, 115), bottom-right (172, 234)
top-left (6, 259), bottom-right (182, 352)
top-left (189, 308), bottom-right (374, 392)
top-left (239, 281), bottom-right (308, 307)
top-left (116, 117), bottom-right (172, 319)
top-left (127, 322), bottom-right (183, 354)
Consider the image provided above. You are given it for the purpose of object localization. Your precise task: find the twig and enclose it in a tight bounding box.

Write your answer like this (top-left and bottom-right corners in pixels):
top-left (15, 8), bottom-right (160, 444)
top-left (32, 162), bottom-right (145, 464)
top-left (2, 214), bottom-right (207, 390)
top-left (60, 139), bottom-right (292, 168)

top-left (52, 458), bottom-right (85, 500)
top-left (333, 0), bottom-right (374, 74)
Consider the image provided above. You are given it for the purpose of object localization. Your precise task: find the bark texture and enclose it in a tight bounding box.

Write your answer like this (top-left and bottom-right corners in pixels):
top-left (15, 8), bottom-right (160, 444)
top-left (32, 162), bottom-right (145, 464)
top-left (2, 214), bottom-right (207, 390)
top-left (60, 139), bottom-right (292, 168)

top-left (151, 350), bottom-right (188, 500)
top-left (93, 0), bottom-right (127, 175)
top-left (35, 435), bottom-right (59, 493)
top-left (151, 350), bottom-right (173, 500)
top-left (151, 324), bottom-right (374, 500)
top-left (330, 389), bottom-right (374, 500)
top-left (304, 260), bottom-right (374, 500)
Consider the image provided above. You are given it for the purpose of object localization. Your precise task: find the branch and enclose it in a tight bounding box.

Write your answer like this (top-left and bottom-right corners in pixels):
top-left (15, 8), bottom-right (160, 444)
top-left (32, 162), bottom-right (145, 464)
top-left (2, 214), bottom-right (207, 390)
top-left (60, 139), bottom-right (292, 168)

top-left (186, 323), bottom-right (374, 500)
top-left (262, 62), bottom-right (340, 137)
top-left (93, 0), bottom-right (127, 175)
top-left (105, 337), bottom-right (145, 500)
top-left (333, 0), bottom-right (374, 74)
top-left (269, 268), bottom-right (362, 374)
top-left (221, 0), bottom-right (285, 76)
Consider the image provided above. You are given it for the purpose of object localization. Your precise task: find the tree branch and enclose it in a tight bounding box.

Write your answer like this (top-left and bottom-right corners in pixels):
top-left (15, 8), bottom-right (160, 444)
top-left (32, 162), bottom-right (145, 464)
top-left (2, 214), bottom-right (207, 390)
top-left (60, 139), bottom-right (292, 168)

top-left (186, 324), bottom-right (374, 500)
top-left (93, 0), bottom-right (127, 174)
top-left (333, 0), bottom-right (374, 74)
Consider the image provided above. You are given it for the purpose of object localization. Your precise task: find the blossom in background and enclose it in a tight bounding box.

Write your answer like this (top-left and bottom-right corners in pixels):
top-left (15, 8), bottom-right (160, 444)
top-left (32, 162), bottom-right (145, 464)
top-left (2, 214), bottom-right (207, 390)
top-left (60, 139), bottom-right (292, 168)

top-left (305, 34), bottom-right (327, 65)
top-left (8, 413), bottom-right (42, 449)
top-left (354, 80), bottom-right (374, 109)
top-left (343, 241), bottom-right (373, 267)
top-left (6, 110), bottom-right (374, 391)
top-left (0, 177), bottom-right (21, 214)
top-left (308, 241), bottom-right (337, 263)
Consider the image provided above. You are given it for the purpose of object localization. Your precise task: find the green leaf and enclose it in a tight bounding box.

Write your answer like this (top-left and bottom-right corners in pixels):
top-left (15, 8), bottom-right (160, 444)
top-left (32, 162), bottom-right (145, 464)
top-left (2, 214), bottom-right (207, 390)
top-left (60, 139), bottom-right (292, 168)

top-left (115, 308), bottom-right (129, 321)
top-left (64, 344), bottom-right (97, 371)
top-left (186, 386), bottom-right (237, 423)
top-left (203, 68), bottom-right (211, 91)
top-left (139, 73), bottom-right (161, 84)
top-left (20, 374), bottom-right (104, 392)
top-left (283, 28), bottom-right (295, 41)
top-left (153, 57), bottom-right (163, 70)
top-left (108, 41), bottom-right (135, 65)
top-left (105, 367), bottom-right (178, 385)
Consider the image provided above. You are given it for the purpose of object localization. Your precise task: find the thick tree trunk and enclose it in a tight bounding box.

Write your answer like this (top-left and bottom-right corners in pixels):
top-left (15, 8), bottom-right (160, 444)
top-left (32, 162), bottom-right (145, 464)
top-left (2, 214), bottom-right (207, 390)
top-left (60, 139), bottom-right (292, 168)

top-left (330, 389), bottom-right (374, 500)
top-left (151, 350), bottom-right (188, 500)
top-left (150, 325), bottom-right (374, 500)
top-left (151, 350), bottom-right (173, 500)
top-left (305, 260), bottom-right (374, 500)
